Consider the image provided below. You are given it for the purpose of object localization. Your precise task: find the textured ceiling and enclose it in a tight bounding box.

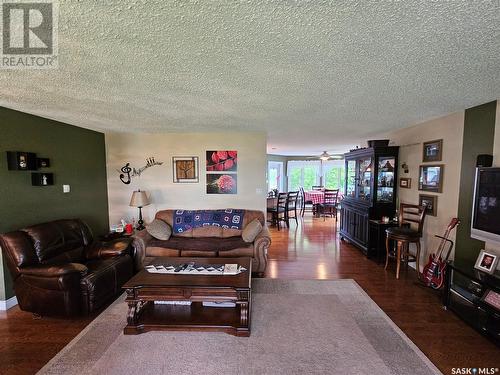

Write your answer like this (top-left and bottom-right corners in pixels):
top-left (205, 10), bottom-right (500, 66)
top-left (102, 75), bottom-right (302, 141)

top-left (1, 1), bottom-right (499, 155)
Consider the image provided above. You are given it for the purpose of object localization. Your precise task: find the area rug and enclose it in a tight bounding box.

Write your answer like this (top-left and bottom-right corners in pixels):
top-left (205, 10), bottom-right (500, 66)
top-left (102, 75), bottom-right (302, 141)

top-left (38, 279), bottom-right (441, 375)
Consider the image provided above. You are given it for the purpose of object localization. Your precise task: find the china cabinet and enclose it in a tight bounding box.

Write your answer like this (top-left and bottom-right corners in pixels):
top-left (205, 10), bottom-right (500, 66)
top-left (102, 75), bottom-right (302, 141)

top-left (340, 146), bottom-right (399, 254)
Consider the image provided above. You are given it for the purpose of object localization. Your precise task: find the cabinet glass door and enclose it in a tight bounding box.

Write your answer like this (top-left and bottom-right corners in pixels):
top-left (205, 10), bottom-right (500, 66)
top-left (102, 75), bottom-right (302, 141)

top-left (346, 160), bottom-right (356, 198)
top-left (358, 158), bottom-right (372, 201)
top-left (377, 157), bottom-right (395, 203)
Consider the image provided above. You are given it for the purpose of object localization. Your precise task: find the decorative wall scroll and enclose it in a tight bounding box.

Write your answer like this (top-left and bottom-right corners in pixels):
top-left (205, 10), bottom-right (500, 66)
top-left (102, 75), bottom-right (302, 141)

top-left (119, 157), bottom-right (163, 185)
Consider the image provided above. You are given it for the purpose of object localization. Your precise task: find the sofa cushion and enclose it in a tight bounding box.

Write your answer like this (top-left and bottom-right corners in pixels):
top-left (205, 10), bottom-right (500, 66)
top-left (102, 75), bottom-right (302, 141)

top-left (22, 219), bottom-right (90, 263)
top-left (148, 236), bottom-right (250, 252)
top-left (192, 226), bottom-right (223, 238)
top-left (146, 219), bottom-right (172, 240)
top-left (242, 219), bottom-right (263, 243)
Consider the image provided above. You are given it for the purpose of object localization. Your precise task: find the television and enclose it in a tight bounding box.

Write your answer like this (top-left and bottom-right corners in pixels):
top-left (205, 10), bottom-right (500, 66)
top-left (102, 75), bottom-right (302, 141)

top-left (471, 167), bottom-right (500, 245)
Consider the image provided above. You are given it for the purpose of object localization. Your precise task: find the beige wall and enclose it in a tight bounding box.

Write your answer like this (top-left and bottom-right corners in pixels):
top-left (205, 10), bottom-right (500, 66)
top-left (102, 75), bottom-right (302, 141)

top-left (385, 112), bottom-right (464, 270)
top-left (105, 132), bottom-right (267, 226)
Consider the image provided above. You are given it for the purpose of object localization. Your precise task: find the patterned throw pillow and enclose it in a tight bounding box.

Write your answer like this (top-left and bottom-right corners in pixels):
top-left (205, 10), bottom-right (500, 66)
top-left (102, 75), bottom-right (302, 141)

top-left (242, 219), bottom-right (263, 243)
top-left (146, 219), bottom-right (172, 240)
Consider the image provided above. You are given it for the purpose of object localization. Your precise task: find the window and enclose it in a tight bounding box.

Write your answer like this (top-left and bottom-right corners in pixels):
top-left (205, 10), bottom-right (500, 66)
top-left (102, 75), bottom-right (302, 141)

top-left (323, 160), bottom-right (345, 192)
top-left (287, 159), bottom-right (345, 192)
top-left (287, 161), bottom-right (321, 191)
top-left (267, 161), bottom-right (284, 192)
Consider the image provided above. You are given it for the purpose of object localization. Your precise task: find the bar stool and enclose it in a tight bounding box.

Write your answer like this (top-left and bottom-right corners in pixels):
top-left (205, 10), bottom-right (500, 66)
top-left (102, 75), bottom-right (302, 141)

top-left (385, 203), bottom-right (427, 279)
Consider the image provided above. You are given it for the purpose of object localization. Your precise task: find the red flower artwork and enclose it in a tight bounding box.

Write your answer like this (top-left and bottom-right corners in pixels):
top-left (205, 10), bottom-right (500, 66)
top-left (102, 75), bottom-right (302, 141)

top-left (206, 174), bottom-right (237, 194)
top-left (217, 175), bottom-right (235, 192)
top-left (206, 150), bottom-right (237, 172)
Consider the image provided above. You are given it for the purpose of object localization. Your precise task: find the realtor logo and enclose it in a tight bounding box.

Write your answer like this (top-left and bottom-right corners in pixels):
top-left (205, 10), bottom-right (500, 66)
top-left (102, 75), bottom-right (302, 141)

top-left (1, 0), bottom-right (58, 69)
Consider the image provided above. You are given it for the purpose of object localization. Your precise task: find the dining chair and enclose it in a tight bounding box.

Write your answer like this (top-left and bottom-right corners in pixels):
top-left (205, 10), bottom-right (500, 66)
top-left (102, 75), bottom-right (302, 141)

top-left (385, 203), bottom-right (427, 279)
top-left (299, 187), bottom-right (314, 217)
top-left (317, 189), bottom-right (339, 221)
top-left (266, 192), bottom-right (288, 230)
top-left (286, 191), bottom-right (300, 226)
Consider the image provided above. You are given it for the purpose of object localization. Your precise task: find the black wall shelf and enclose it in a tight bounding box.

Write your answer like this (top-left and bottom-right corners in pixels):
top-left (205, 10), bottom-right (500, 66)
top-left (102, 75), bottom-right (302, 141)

top-left (7, 151), bottom-right (37, 170)
top-left (31, 173), bottom-right (54, 186)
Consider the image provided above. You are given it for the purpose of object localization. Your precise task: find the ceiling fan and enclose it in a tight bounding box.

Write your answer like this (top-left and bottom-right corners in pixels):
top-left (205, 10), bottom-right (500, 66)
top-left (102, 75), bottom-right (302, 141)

top-left (308, 151), bottom-right (344, 161)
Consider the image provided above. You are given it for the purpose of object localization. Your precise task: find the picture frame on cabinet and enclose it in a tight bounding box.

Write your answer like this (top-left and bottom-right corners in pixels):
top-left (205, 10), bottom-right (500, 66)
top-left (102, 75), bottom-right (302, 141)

top-left (474, 250), bottom-right (499, 274)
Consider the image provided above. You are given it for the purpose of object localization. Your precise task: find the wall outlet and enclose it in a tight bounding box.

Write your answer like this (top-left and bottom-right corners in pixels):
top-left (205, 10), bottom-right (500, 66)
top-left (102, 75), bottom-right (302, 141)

top-left (63, 184), bottom-right (70, 193)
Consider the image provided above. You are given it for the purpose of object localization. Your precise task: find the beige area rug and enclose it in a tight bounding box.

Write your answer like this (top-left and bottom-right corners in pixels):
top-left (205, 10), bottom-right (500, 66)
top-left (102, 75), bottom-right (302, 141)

top-left (38, 279), bottom-right (441, 375)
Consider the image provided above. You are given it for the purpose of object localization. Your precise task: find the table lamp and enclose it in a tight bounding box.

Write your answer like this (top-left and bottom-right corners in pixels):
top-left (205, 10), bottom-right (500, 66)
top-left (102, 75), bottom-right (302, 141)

top-left (129, 190), bottom-right (150, 230)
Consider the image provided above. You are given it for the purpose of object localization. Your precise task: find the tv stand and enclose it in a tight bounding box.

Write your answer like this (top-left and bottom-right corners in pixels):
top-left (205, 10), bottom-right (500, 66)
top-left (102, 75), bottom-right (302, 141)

top-left (443, 261), bottom-right (500, 346)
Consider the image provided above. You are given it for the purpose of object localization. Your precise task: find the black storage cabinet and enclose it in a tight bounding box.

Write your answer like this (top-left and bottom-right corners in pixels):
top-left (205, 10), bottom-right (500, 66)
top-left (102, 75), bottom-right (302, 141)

top-left (340, 146), bottom-right (399, 255)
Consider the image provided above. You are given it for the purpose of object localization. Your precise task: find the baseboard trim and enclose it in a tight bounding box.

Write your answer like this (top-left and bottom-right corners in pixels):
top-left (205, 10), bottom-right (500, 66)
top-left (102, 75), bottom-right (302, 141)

top-left (0, 296), bottom-right (18, 310)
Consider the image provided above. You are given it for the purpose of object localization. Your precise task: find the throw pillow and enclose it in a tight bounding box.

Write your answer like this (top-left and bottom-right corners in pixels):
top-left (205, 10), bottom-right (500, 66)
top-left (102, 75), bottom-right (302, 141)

top-left (242, 219), bottom-right (263, 243)
top-left (146, 219), bottom-right (172, 240)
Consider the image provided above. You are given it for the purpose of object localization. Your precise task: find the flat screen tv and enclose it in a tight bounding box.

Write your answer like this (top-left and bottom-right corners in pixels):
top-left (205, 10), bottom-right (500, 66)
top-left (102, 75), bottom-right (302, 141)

top-left (471, 167), bottom-right (500, 244)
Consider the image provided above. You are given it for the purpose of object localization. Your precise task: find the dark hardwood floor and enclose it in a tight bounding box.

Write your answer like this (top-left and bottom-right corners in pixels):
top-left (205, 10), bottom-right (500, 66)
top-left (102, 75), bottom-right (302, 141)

top-left (1, 216), bottom-right (498, 374)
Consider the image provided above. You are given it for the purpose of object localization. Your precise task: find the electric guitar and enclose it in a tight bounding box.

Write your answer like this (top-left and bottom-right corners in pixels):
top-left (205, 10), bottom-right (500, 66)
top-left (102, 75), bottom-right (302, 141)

top-left (421, 218), bottom-right (460, 290)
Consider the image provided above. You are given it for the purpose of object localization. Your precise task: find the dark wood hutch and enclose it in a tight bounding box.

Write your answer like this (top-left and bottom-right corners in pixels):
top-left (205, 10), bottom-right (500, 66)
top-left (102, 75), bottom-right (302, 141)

top-left (340, 146), bottom-right (399, 255)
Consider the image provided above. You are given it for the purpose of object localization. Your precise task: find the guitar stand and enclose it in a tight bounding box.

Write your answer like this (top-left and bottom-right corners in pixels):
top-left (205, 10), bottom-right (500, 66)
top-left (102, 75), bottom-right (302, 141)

top-left (435, 235), bottom-right (454, 262)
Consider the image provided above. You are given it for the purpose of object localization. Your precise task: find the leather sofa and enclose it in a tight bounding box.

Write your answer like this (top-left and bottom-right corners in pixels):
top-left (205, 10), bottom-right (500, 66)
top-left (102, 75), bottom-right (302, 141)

top-left (133, 209), bottom-right (271, 276)
top-left (0, 219), bottom-right (134, 316)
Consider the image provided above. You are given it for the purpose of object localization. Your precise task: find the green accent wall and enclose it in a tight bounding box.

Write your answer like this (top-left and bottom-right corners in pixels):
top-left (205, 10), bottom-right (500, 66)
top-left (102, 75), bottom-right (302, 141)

top-left (455, 101), bottom-right (497, 264)
top-left (0, 107), bottom-right (109, 300)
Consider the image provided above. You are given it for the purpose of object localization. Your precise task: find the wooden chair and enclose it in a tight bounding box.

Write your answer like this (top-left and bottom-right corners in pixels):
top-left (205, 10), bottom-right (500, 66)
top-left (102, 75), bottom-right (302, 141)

top-left (286, 191), bottom-right (300, 226)
top-left (299, 187), bottom-right (314, 216)
top-left (312, 186), bottom-right (324, 191)
top-left (385, 203), bottom-right (427, 279)
top-left (317, 189), bottom-right (339, 221)
top-left (266, 192), bottom-right (288, 230)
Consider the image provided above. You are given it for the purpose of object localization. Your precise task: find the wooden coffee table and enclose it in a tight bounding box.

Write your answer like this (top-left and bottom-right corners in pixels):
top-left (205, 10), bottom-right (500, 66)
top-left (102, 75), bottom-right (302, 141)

top-left (122, 257), bottom-right (252, 337)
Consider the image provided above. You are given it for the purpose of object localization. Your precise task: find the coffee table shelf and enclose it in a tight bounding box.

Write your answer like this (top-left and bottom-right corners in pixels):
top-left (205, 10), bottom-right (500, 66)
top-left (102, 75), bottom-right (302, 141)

top-left (125, 302), bottom-right (245, 336)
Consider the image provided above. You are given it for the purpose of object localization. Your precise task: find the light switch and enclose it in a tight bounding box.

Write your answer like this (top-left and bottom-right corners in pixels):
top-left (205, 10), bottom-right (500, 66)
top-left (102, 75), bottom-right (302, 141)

top-left (256, 188), bottom-right (263, 194)
top-left (63, 184), bottom-right (70, 193)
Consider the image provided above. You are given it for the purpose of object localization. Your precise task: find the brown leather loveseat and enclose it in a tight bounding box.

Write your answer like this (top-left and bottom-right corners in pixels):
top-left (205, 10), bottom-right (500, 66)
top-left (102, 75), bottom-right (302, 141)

top-left (0, 219), bottom-right (134, 316)
top-left (133, 209), bottom-right (271, 276)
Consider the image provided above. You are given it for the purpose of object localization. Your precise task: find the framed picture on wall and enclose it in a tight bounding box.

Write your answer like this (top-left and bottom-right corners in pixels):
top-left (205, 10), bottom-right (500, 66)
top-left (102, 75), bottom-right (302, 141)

top-left (206, 174), bottom-right (237, 194)
top-left (172, 156), bottom-right (199, 183)
top-left (399, 178), bottom-right (411, 189)
top-left (419, 194), bottom-right (437, 216)
top-left (423, 139), bottom-right (443, 162)
top-left (419, 164), bottom-right (444, 192)
top-left (206, 151), bottom-right (237, 172)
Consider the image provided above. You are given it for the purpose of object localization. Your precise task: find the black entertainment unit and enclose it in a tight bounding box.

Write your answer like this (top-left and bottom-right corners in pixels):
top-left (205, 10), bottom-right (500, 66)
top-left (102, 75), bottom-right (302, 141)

top-left (443, 260), bottom-right (500, 345)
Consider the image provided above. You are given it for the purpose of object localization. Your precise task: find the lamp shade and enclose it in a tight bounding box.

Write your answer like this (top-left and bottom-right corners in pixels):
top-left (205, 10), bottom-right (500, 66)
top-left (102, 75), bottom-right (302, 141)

top-left (129, 190), bottom-right (150, 207)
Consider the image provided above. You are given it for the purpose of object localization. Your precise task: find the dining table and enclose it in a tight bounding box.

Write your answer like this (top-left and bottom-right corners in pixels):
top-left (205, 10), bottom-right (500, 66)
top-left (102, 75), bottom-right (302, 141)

top-left (303, 190), bottom-right (344, 218)
top-left (303, 190), bottom-right (326, 205)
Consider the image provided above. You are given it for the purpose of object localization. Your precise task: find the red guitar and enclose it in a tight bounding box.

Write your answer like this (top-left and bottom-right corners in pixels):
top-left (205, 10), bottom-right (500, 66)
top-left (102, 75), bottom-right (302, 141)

top-left (420, 218), bottom-right (460, 290)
